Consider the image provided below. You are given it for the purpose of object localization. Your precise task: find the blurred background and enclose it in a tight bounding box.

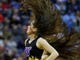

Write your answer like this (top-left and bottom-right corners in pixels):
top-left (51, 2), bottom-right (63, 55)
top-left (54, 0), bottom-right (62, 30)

top-left (0, 0), bottom-right (80, 60)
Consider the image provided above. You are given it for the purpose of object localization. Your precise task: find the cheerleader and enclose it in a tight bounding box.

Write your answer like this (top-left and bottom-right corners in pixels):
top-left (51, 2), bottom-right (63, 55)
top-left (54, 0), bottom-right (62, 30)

top-left (21, 0), bottom-right (60, 60)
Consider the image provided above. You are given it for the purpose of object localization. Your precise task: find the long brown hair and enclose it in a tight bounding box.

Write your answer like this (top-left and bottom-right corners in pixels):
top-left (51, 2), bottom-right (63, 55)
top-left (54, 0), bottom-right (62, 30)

top-left (21, 0), bottom-right (64, 36)
top-left (21, 0), bottom-right (80, 60)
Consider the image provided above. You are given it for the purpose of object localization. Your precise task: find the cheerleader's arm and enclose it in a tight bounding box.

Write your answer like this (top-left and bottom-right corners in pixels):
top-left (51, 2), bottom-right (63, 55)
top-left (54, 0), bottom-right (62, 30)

top-left (37, 38), bottom-right (59, 60)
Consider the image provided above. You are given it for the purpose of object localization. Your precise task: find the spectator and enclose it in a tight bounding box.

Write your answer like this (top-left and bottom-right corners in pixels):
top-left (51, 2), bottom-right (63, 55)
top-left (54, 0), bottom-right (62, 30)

top-left (62, 9), bottom-right (76, 32)
top-left (55, 0), bottom-right (67, 14)
top-left (0, 13), bottom-right (4, 23)
top-left (73, 10), bottom-right (80, 32)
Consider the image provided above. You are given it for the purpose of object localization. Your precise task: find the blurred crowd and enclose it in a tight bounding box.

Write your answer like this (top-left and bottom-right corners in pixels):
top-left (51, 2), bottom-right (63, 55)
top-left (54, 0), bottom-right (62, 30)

top-left (0, 0), bottom-right (80, 60)
top-left (0, 0), bottom-right (28, 60)
top-left (52, 0), bottom-right (80, 32)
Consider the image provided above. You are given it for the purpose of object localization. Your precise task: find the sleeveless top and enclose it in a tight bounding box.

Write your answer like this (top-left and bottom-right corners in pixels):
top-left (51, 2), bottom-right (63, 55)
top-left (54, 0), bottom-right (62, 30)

top-left (24, 36), bottom-right (43, 60)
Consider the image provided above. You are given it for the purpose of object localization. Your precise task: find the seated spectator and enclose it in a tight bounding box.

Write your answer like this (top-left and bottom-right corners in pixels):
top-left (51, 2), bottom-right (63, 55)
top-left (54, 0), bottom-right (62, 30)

top-left (62, 9), bottom-right (76, 32)
top-left (73, 10), bottom-right (80, 32)
top-left (0, 13), bottom-right (4, 23)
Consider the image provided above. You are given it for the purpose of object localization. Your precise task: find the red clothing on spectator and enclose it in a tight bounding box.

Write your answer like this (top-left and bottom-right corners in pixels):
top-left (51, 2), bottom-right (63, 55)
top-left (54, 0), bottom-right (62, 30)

top-left (2, 3), bottom-right (10, 9)
top-left (0, 13), bottom-right (4, 22)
